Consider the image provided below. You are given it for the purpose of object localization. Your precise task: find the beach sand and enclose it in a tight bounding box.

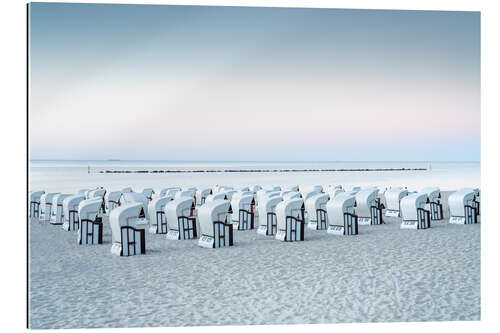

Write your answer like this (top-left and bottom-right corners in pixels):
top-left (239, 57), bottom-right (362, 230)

top-left (28, 191), bottom-right (480, 328)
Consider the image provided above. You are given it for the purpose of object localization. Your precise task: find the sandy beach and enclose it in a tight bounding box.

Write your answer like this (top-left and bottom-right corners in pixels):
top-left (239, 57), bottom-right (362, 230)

top-left (28, 191), bottom-right (480, 328)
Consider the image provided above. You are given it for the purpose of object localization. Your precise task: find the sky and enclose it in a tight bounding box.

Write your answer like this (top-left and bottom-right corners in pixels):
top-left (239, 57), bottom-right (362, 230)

top-left (28, 3), bottom-right (480, 161)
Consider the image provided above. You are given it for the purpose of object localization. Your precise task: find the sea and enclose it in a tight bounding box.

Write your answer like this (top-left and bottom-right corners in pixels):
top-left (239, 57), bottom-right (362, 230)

top-left (28, 160), bottom-right (480, 193)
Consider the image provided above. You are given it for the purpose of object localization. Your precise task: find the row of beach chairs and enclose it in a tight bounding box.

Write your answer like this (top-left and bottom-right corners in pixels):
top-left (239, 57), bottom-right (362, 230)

top-left (29, 184), bottom-right (480, 256)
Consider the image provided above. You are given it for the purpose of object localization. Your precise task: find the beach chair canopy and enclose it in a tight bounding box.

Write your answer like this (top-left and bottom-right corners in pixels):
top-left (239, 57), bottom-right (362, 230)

top-left (77, 189), bottom-right (90, 195)
top-left (327, 188), bottom-right (345, 199)
top-left (109, 203), bottom-right (143, 244)
top-left (106, 190), bottom-right (122, 203)
top-left (400, 193), bottom-right (428, 221)
top-left (121, 187), bottom-right (133, 193)
top-left (301, 190), bottom-right (321, 201)
top-left (88, 189), bottom-right (106, 199)
top-left (195, 188), bottom-right (212, 201)
top-left (258, 196), bottom-right (283, 217)
top-left (249, 185), bottom-right (262, 192)
top-left (284, 185), bottom-right (300, 192)
top-left (282, 191), bottom-right (301, 201)
top-left (159, 187), bottom-right (181, 197)
top-left (120, 192), bottom-right (149, 216)
top-left (174, 189), bottom-right (196, 199)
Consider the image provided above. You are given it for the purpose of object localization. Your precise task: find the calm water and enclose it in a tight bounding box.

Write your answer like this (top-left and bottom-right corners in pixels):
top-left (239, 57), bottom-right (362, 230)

top-left (29, 160), bottom-right (480, 193)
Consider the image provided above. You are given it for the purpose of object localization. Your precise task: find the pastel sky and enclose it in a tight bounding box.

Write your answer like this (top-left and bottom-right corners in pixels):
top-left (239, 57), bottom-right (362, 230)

top-left (29, 3), bottom-right (480, 161)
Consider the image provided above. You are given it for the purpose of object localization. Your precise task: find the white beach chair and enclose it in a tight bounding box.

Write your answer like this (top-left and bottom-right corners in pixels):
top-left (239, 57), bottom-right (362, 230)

top-left (50, 194), bottom-right (72, 225)
top-left (257, 196), bottom-right (283, 236)
top-left (449, 189), bottom-right (479, 224)
top-left (78, 199), bottom-right (103, 245)
top-left (198, 200), bottom-right (234, 248)
top-left (148, 195), bottom-right (174, 234)
top-left (420, 187), bottom-right (443, 220)
top-left (29, 190), bottom-right (44, 218)
top-left (275, 198), bottom-right (305, 242)
top-left (282, 191), bottom-right (301, 201)
top-left (231, 194), bottom-right (256, 230)
top-left (384, 187), bottom-right (408, 217)
top-left (355, 188), bottom-right (383, 225)
top-left (326, 188), bottom-right (345, 199)
top-left (195, 188), bottom-right (213, 206)
top-left (326, 193), bottom-right (358, 235)
top-left (165, 197), bottom-right (197, 240)
top-left (62, 195), bottom-right (85, 231)
top-left (110, 203), bottom-right (146, 256)
top-left (400, 193), bottom-right (431, 229)
top-left (305, 193), bottom-right (330, 230)
top-left (38, 192), bottom-right (60, 222)
top-left (301, 189), bottom-right (321, 202)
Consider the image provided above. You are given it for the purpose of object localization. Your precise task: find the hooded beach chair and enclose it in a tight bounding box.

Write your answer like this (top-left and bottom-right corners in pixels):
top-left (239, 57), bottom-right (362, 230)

top-left (305, 193), bottom-right (330, 230)
top-left (110, 203), bottom-right (146, 256)
top-left (148, 195), bottom-right (174, 234)
top-left (449, 188), bottom-right (479, 224)
top-left (355, 188), bottom-right (383, 225)
top-left (231, 194), bottom-right (256, 230)
top-left (50, 194), bottom-right (72, 225)
top-left (29, 190), bottom-right (44, 218)
top-left (198, 200), bottom-right (234, 248)
top-left (38, 192), bottom-right (60, 222)
top-left (165, 197), bottom-right (197, 240)
top-left (384, 187), bottom-right (408, 217)
top-left (400, 193), bottom-right (431, 229)
top-left (420, 187), bottom-right (443, 220)
top-left (326, 193), bottom-right (358, 235)
top-left (284, 185), bottom-right (300, 192)
top-left (78, 199), bottom-right (104, 245)
top-left (275, 198), bottom-right (305, 242)
top-left (257, 196), bottom-right (283, 236)
top-left (62, 195), bottom-right (85, 231)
